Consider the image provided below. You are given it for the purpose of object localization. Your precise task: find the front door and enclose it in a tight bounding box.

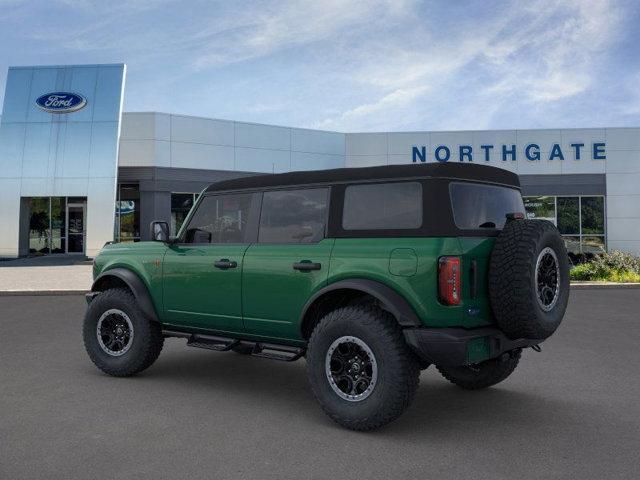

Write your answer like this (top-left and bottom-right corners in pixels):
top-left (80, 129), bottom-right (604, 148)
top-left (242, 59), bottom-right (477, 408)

top-left (162, 192), bottom-right (258, 332)
top-left (66, 202), bottom-right (86, 254)
top-left (242, 188), bottom-right (332, 340)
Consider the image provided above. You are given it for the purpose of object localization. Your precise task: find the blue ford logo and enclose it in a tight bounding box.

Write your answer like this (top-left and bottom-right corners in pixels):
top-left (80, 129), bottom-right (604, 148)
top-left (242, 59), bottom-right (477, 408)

top-left (35, 92), bottom-right (87, 114)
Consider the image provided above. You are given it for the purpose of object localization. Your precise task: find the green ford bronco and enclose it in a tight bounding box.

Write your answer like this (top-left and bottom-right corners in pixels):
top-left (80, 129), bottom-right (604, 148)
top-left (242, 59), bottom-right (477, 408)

top-left (84, 163), bottom-right (569, 430)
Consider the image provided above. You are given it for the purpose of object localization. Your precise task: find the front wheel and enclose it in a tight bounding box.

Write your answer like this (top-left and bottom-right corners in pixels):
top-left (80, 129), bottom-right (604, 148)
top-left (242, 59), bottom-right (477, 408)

top-left (436, 349), bottom-right (521, 390)
top-left (307, 305), bottom-right (420, 431)
top-left (83, 288), bottom-right (164, 377)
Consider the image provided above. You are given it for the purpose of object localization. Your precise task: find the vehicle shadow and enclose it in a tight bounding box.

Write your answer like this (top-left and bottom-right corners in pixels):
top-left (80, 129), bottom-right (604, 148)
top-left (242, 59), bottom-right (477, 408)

top-left (140, 342), bottom-right (590, 437)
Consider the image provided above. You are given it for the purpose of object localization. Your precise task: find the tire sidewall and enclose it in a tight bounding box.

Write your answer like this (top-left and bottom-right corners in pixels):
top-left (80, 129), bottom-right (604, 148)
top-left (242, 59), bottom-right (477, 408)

top-left (530, 227), bottom-right (570, 337)
top-left (83, 290), bottom-right (152, 372)
top-left (307, 309), bottom-right (407, 422)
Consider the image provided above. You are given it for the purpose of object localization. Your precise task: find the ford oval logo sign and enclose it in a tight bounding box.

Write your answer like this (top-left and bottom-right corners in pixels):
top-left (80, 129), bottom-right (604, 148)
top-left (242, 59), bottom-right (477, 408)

top-left (35, 92), bottom-right (87, 114)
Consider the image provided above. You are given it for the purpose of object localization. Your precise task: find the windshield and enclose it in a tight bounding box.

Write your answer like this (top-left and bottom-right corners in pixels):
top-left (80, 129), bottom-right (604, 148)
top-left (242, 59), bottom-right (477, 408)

top-left (450, 182), bottom-right (524, 230)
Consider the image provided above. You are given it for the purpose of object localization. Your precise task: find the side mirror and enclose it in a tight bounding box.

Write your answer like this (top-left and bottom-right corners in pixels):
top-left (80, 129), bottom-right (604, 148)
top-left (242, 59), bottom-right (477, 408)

top-left (150, 221), bottom-right (170, 242)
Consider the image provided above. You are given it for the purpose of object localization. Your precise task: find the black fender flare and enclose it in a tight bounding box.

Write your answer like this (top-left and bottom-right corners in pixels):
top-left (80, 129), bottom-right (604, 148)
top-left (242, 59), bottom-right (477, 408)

top-left (300, 279), bottom-right (422, 331)
top-left (91, 268), bottom-right (159, 322)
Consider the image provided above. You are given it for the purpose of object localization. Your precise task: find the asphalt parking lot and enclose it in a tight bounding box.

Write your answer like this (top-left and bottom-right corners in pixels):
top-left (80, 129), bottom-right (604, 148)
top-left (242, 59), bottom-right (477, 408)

top-left (1, 289), bottom-right (639, 480)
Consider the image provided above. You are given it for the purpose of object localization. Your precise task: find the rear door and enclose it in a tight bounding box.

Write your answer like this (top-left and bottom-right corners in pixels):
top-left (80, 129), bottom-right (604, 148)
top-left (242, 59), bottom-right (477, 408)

top-left (242, 187), bottom-right (333, 340)
top-left (162, 192), bottom-right (259, 332)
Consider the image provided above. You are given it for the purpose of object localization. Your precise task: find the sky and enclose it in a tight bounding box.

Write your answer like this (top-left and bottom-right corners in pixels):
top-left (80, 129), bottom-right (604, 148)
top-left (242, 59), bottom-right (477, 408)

top-left (0, 0), bottom-right (639, 132)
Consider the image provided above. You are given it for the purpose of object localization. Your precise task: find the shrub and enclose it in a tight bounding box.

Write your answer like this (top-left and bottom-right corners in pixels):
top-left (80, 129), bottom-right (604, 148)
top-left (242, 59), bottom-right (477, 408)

top-left (570, 250), bottom-right (640, 282)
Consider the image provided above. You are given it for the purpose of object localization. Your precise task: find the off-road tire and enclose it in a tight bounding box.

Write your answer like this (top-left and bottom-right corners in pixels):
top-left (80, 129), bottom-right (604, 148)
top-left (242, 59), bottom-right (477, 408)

top-left (307, 305), bottom-right (420, 431)
top-left (437, 349), bottom-right (521, 390)
top-left (83, 287), bottom-right (164, 376)
top-left (489, 219), bottom-right (569, 340)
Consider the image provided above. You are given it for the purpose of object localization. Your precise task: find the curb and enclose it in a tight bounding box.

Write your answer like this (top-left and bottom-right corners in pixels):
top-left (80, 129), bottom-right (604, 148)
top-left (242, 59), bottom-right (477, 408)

top-left (0, 290), bottom-right (89, 296)
top-left (570, 282), bottom-right (640, 289)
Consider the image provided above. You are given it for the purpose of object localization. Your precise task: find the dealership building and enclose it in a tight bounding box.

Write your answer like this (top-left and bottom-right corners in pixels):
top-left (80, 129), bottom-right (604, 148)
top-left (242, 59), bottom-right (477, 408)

top-left (1, 63), bottom-right (639, 258)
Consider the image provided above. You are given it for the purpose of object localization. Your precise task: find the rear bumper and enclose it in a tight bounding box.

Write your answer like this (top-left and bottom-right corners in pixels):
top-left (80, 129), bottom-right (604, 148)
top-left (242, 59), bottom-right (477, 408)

top-left (403, 326), bottom-right (540, 367)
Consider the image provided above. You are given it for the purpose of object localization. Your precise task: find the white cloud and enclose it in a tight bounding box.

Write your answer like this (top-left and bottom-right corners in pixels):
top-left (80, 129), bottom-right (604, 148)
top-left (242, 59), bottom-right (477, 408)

top-left (1, 0), bottom-right (631, 130)
top-left (314, 0), bottom-right (625, 130)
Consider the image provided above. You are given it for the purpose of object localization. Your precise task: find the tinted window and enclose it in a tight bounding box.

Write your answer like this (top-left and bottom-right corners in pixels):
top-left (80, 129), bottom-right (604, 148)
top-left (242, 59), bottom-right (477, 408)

top-left (557, 197), bottom-right (579, 234)
top-left (183, 193), bottom-right (253, 243)
top-left (259, 188), bottom-right (328, 243)
top-left (580, 196), bottom-right (604, 234)
top-left (450, 182), bottom-right (524, 230)
top-left (343, 182), bottom-right (422, 230)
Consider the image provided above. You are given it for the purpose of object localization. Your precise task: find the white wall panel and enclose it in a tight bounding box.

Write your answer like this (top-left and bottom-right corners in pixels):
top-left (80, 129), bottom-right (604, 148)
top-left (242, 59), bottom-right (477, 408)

top-left (606, 173), bottom-right (640, 196)
top-left (606, 218), bottom-right (640, 242)
top-left (387, 132), bottom-right (429, 155)
top-left (235, 147), bottom-right (289, 173)
top-left (290, 152), bottom-right (343, 171)
top-left (291, 128), bottom-right (344, 155)
top-left (171, 115), bottom-right (234, 146)
top-left (170, 142), bottom-right (234, 170)
top-left (605, 150), bottom-right (640, 174)
top-left (560, 156), bottom-right (606, 174)
top-left (605, 195), bottom-right (640, 218)
top-left (0, 179), bottom-right (20, 257)
top-left (607, 240), bottom-right (640, 255)
top-left (606, 128), bottom-right (640, 151)
top-left (235, 122), bottom-right (290, 150)
top-left (346, 133), bottom-right (387, 156)
top-left (118, 139), bottom-right (158, 167)
top-left (120, 113), bottom-right (157, 140)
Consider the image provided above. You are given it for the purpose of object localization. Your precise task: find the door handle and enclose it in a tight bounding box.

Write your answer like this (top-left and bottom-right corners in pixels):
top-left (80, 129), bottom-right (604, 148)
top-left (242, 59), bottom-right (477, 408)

top-left (214, 259), bottom-right (237, 269)
top-left (293, 261), bottom-right (321, 271)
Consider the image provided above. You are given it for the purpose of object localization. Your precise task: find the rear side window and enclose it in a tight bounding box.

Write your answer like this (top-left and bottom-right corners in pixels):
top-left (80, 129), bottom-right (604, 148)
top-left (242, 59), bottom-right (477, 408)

top-left (450, 182), bottom-right (524, 230)
top-left (259, 188), bottom-right (328, 243)
top-left (183, 193), bottom-right (253, 243)
top-left (342, 182), bottom-right (422, 230)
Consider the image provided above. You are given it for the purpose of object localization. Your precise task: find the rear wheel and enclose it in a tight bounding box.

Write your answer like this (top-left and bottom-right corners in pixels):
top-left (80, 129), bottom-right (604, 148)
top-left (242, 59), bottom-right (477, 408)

top-left (437, 349), bottom-right (521, 390)
top-left (83, 288), bottom-right (164, 376)
top-left (307, 305), bottom-right (420, 431)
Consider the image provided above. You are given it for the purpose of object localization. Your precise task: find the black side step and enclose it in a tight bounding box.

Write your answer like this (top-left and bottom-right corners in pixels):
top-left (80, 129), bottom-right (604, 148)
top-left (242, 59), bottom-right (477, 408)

top-left (250, 342), bottom-right (305, 362)
top-left (163, 330), bottom-right (305, 362)
top-left (186, 334), bottom-right (239, 352)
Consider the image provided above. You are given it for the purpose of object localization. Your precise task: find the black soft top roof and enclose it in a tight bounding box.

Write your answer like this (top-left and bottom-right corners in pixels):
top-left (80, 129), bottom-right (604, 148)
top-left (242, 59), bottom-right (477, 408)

top-left (205, 162), bottom-right (520, 193)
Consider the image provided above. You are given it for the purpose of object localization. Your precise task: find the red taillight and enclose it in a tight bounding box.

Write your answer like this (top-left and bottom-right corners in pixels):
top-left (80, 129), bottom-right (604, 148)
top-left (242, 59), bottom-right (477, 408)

top-left (438, 256), bottom-right (461, 306)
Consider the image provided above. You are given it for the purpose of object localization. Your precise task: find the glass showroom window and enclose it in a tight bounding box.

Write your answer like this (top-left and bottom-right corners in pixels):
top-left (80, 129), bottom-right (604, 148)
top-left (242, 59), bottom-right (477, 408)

top-left (114, 184), bottom-right (140, 242)
top-left (523, 196), bottom-right (605, 254)
top-left (27, 197), bottom-right (70, 255)
top-left (171, 193), bottom-right (199, 236)
top-left (28, 197), bottom-right (52, 255)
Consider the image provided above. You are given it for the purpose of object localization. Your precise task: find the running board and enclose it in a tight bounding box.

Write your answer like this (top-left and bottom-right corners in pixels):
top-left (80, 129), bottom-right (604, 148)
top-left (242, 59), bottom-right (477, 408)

top-left (250, 342), bottom-right (305, 362)
top-left (186, 334), bottom-right (239, 352)
top-left (163, 330), bottom-right (305, 362)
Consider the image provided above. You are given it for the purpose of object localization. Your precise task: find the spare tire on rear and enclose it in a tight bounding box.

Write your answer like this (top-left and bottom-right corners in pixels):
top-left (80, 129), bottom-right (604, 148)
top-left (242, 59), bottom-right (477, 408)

top-left (489, 219), bottom-right (569, 340)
